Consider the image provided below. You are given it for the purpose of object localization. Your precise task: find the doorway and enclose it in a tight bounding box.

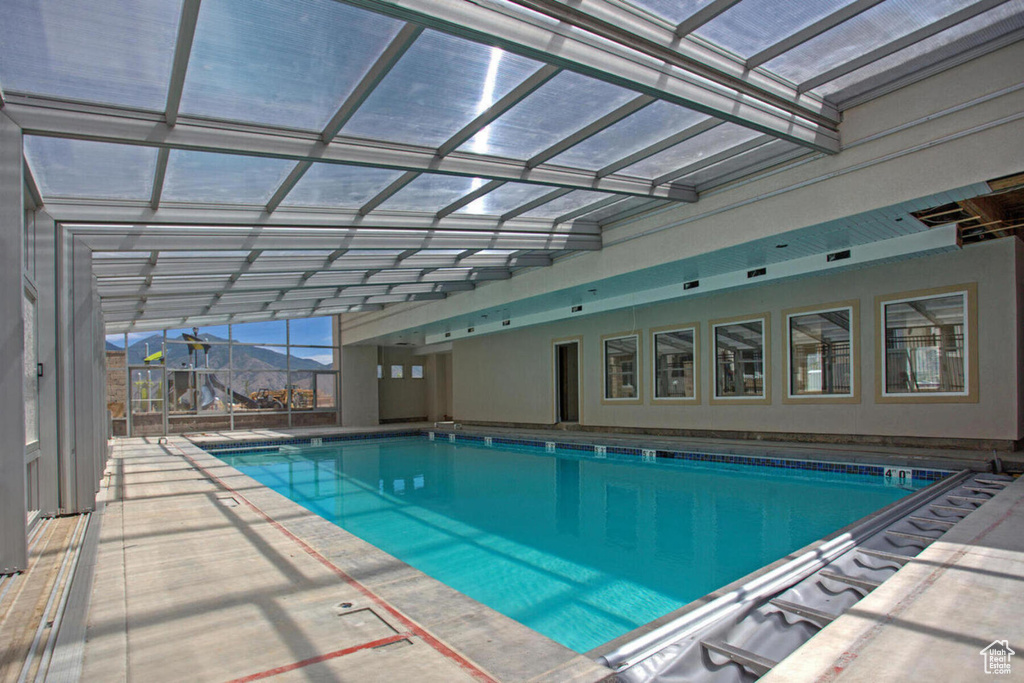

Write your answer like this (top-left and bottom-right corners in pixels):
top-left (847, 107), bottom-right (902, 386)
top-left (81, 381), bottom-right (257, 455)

top-left (555, 341), bottom-right (580, 423)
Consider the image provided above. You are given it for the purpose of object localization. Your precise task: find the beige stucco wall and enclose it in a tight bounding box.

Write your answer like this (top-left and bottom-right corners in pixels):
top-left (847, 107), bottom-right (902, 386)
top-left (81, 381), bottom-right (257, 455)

top-left (452, 238), bottom-right (1021, 444)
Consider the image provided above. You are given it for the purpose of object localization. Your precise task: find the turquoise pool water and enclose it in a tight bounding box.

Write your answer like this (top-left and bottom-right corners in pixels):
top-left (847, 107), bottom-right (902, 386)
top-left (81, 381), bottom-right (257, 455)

top-left (215, 437), bottom-right (920, 653)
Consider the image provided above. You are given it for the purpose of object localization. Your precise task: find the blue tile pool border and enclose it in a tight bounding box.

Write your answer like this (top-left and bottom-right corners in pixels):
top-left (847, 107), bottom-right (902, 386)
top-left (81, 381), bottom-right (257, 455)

top-left (196, 429), bottom-right (954, 483)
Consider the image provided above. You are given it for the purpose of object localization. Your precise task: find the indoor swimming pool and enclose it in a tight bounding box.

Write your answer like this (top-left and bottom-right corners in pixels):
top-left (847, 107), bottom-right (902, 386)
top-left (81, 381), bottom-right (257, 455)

top-left (211, 435), bottom-right (930, 653)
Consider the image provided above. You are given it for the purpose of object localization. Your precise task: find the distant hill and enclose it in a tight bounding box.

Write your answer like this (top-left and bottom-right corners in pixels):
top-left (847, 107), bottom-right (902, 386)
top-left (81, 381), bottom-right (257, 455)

top-left (124, 333), bottom-right (331, 392)
top-left (106, 340), bottom-right (121, 351)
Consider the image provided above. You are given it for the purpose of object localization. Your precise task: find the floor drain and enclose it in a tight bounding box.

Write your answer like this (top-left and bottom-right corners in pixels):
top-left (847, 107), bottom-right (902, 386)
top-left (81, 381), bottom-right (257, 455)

top-left (338, 602), bottom-right (353, 609)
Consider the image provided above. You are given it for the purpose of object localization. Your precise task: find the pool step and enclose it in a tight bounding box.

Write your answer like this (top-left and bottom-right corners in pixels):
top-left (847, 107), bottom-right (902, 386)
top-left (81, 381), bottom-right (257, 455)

top-left (929, 503), bottom-right (972, 514)
top-left (963, 486), bottom-right (1000, 495)
top-left (885, 529), bottom-right (937, 545)
top-left (818, 569), bottom-right (882, 592)
top-left (769, 598), bottom-right (838, 626)
top-left (858, 548), bottom-right (913, 565)
top-left (701, 639), bottom-right (777, 677)
top-left (907, 515), bottom-right (957, 527)
top-left (973, 478), bottom-right (1011, 486)
top-left (945, 495), bottom-right (987, 504)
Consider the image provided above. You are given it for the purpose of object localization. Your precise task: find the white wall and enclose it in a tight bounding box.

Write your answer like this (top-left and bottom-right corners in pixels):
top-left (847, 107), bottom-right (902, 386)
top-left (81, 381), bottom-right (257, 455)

top-left (340, 345), bottom-right (379, 427)
top-left (452, 239), bottom-right (1020, 447)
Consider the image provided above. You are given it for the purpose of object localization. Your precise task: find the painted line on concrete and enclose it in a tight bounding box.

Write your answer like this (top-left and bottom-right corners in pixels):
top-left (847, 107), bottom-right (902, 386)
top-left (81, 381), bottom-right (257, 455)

top-left (169, 443), bottom-right (497, 683)
top-left (813, 490), bottom-right (1024, 682)
top-left (225, 634), bottom-right (411, 683)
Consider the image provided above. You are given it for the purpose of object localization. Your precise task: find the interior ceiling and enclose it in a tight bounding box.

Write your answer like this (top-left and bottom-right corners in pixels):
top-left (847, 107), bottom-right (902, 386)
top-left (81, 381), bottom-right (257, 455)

top-left (3, 0), bottom-right (1023, 333)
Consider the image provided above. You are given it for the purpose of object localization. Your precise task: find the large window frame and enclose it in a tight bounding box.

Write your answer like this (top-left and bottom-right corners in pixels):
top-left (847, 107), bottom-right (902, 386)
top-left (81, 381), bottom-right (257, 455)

top-left (710, 314), bottom-right (770, 405)
top-left (602, 332), bottom-right (642, 404)
top-left (784, 302), bottom-right (859, 404)
top-left (650, 323), bottom-right (699, 403)
top-left (110, 317), bottom-right (340, 436)
top-left (876, 284), bottom-right (978, 403)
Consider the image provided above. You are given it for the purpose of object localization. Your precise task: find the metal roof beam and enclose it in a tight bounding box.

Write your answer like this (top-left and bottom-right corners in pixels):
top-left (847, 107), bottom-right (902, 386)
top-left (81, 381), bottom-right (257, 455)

top-left (48, 201), bottom-right (601, 233)
top-left (93, 254), bottom-right (548, 277)
top-left (437, 65), bottom-right (561, 158)
top-left (265, 24), bottom-right (424, 213)
top-left (150, 148), bottom-right (169, 209)
top-left (501, 188), bottom-right (572, 222)
top-left (71, 225), bottom-right (602, 252)
top-left (322, 23), bottom-right (423, 142)
top-left (673, 0), bottom-right (741, 36)
top-left (598, 118), bottom-right (722, 178)
top-left (8, 99), bottom-right (686, 199)
top-left (798, 0), bottom-right (1013, 93)
top-left (165, 0), bottom-right (201, 127)
top-left (435, 180), bottom-right (506, 219)
top-left (364, 0), bottom-right (839, 143)
top-left (526, 95), bottom-right (655, 168)
top-left (746, 0), bottom-right (887, 69)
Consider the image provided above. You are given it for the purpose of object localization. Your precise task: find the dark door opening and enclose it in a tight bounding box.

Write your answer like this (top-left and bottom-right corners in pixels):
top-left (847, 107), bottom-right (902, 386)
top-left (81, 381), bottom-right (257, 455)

top-left (556, 342), bottom-right (579, 423)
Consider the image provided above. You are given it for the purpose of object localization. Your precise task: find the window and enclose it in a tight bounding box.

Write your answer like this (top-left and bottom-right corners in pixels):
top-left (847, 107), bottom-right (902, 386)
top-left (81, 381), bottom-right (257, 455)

top-left (411, 365), bottom-right (424, 379)
top-left (712, 316), bottom-right (769, 401)
top-left (786, 305), bottom-right (856, 400)
top-left (603, 334), bottom-right (639, 401)
top-left (652, 326), bottom-right (697, 400)
top-left (879, 286), bottom-right (975, 400)
top-left (391, 364), bottom-right (404, 379)
top-left (377, 364), bottom-right (383, 379)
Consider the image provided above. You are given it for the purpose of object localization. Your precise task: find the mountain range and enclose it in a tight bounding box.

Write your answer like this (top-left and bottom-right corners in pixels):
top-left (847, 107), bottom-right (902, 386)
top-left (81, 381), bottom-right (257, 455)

top-left (107, 333), bottom-right (333, 393)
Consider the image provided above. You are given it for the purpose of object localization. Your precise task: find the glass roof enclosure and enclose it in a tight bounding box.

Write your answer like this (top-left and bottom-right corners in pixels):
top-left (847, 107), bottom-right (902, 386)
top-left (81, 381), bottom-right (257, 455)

top-left (3, 0), bottom-right (1020, 331)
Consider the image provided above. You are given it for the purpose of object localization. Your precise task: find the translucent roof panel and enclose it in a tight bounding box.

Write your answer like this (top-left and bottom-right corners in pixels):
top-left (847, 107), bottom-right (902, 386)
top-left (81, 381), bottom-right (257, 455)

top-left (377, 174), bottom-right (482, 213)
top-left (548, 102), bottom-right (712, 171)
top-left (677, 140), bottom-right (805, 188)
top-left (456, 71), bottom-right (638, 160)
top-left (282, 164), bottom-right (406, 208)
top-left (626, 0), bottom-right (717, 25)
top-left (0, 0), bottom-right (181, 110)
top-left (23, 137), bottom-right (158, 200)
top-left (814, 1), bottom-right (1024, 101)
top-left (456, 182), bottom-right (557, 216)
top-left (179, 0), bottom-right (403, 131)
top-left (341, 31), bottom-right (543, 148)
top-left (162, 150), bottom-right (295, 204)
top-left (695, 0), bottom-right (853, 58)
top-left (519, 190), bottom-right (616, 219)
top-left (763, 0), bottom-right (980, 86)
top-left (620, 123), bottom-right (763, 180)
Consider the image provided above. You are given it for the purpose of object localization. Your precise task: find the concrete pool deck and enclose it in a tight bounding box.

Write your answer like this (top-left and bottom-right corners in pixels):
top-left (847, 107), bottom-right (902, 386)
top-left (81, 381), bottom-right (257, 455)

top-left (81, 435), bottom-right (610, 682)
top-left (75, 425), bottom-right (1023, 682)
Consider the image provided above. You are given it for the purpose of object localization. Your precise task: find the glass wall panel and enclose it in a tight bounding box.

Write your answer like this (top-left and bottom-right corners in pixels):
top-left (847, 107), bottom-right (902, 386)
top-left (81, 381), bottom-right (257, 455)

top-left (883, 292), bottom-right (967, 395)
top-left (229, 371), bottom-right (289, 411)
top-left (625, 0), bottom-right (716, 24)
top-left (789, 309), bottom-right (852, 396)
top-left (316, 373), bottom-right (337, 409)
top-left (0, 0), bottom-right (181, 110)
top-left (653, 328), bottom-right (695, 399)
top-left (714, 320), bottom-right (765, 398)
top-left (231, 320), bottom-right (288, 345)
top-left (180, 0), bottom-right (404, 131)
top-left (604, 335), bottom-right (638, 399)
top-left (24, 290), bottom-right (39, 446)
top-left (130, 367), bottom-right (165, 435)
top-left (23, 138), bottom-right (158, 201)
top-left (457, 71), bottom-right (637, 160)
top-left (163, 150), bottom-right (294, 205)
top-left (283, 164), bottom-right (406, 208)
top-left (341, 31), bottom-right (542, 148)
